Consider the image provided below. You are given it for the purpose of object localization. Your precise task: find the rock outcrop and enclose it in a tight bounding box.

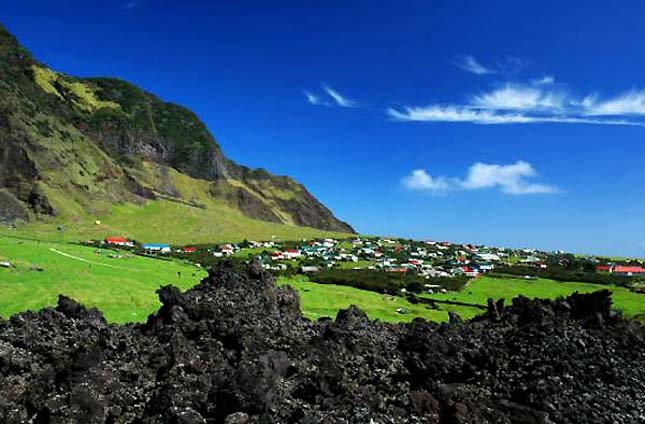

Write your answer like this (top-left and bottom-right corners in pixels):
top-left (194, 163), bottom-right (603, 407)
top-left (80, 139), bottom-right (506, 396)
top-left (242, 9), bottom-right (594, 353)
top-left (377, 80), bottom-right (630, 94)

top-left (0, 261), bottom-right (643, 423)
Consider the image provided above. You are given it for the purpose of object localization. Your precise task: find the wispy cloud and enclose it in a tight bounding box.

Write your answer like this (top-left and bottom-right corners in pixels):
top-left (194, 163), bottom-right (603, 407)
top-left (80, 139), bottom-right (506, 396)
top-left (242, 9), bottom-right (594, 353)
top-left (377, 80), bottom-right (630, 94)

top-left (470, 83), bottom-right (565, 111)
top-left (323, 85), bottom-right (359, 108)
top-left (454, 55), bottom-right (528, 76)
top-left (532, 75), bottom-right (555, 85)
top-left (402, 161), bottom-right (560, 195)
top-left (387, 105), bottom-right (642, 126)
top-left (388, 81), bottom-right (645, 126)
top-left (304, 85), bottom-right (360, 108)
top-left (452, 55), bottom-right (495, 75)
top-left (303, 91), bottom-right (330, 106)
top-left (582, 90), bottom-right (645, 116)
top-left (125, 0), bottom-right (140, 9)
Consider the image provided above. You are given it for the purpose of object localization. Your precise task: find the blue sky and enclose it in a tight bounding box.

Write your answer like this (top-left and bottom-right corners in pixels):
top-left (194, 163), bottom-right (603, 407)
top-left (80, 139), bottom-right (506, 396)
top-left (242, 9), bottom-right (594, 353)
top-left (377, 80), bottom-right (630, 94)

top-left (2, 1), bottom-right (644, 256)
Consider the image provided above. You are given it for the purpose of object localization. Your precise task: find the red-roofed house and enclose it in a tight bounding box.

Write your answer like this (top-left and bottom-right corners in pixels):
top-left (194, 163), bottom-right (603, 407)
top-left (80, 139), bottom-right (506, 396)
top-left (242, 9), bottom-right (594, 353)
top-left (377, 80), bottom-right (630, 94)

top-left (461, 266), bottom-right (480, 277)
top-left (105, 237), bottom-right (133, 247)
top-left (613, 266), bottom-right (645, 276)
top-left (282, 249), bottom-right (302, 260)
top-left (596, 265), bottom-right (611, 272)
top-left (183, 246), bottom-right (197, 254)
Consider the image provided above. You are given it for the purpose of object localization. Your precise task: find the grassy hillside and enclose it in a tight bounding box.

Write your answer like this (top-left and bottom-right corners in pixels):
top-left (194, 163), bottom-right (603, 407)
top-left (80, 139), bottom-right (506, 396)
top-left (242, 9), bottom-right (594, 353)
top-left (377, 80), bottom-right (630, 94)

top-left (422, 276), bottom-right (645, 319)
top-left (7, 159), bottom-right (352, 245)
top-left (7, 200), bottom-right (351, 245)
top-left (0, 235), bottom-right (206, 323)
top-left (278, 275), bottom-right (481, 322)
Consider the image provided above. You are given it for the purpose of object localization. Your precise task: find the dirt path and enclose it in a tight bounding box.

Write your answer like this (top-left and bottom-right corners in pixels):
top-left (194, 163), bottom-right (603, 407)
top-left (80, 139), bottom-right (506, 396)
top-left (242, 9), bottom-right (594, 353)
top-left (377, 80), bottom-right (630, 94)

top-left (48, 248), bottom-right (131, 270)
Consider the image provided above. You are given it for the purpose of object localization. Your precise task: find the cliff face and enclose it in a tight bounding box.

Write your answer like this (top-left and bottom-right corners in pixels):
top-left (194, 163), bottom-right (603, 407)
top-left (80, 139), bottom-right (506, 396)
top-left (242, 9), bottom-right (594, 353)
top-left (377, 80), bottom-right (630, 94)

top-left (0, 24), bottom-right (354, 234)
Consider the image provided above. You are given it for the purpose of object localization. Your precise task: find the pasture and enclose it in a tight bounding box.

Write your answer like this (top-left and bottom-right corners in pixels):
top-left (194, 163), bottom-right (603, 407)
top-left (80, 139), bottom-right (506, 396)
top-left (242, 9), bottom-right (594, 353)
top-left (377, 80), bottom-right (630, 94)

top-left (2, 233), bottom-right (642, 325)
top-left (0, 234), bottom-right (206, 323)
top-left (277, 275), bottom-right (480, 322)
top-left (423, 275), bottom-right (645, 319)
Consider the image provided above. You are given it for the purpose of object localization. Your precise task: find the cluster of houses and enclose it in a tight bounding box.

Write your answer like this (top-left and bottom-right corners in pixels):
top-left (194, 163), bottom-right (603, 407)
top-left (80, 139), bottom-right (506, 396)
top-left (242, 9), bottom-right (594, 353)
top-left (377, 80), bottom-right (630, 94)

top-left (350, 239), bottom-right (509, 278)
top-left (101, 235), bottom-right (645, 282)
top-left (257, 238), bottom-right (536, 278)
top-left (103, 237), bottom-right (269, 257)
top-left (101, 235), bottom-right (545, 279)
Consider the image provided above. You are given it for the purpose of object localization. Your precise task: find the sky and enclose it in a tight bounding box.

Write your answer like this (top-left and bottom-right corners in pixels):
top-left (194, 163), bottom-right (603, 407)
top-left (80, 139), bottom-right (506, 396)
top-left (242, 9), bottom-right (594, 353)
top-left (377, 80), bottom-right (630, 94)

top-left (2, 0), bottom-right (644, 256)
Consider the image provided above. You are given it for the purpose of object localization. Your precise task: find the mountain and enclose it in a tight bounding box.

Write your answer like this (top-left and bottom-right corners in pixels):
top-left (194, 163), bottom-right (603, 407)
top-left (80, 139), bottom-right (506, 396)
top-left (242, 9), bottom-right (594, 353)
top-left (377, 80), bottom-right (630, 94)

top-left (0, 24), bottom-right (354, 241)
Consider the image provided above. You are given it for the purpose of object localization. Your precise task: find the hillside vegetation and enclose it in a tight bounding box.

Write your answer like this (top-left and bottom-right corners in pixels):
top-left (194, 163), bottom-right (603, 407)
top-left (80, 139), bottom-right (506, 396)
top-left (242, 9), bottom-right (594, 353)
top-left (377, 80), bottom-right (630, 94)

top-left (0, 23), bottom-right (354, 242)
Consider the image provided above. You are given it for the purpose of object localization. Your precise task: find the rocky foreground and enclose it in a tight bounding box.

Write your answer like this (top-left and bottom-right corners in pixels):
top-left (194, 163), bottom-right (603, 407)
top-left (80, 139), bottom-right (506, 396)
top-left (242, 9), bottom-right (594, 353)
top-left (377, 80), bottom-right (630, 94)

top-left (0, 261), bottom-right (643, 423)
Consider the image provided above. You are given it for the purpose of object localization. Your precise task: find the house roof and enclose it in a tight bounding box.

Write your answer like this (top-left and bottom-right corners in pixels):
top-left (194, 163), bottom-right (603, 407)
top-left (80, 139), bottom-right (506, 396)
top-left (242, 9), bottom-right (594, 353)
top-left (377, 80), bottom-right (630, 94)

top-left (614, 266), bottom-right (645, 273)
top-left (105, 237), bottom-right (128, 243)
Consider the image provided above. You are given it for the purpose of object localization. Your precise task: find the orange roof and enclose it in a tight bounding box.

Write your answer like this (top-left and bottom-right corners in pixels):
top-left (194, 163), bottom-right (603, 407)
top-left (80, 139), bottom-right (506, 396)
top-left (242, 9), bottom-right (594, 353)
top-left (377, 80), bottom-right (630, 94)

top-left (614, 266), bottom-right (645, 274)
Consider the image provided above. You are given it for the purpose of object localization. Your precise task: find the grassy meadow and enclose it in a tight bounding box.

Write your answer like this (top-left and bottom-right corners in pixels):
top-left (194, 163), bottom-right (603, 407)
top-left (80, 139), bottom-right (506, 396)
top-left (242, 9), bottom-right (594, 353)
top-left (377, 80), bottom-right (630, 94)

top-left (277, 275), bottom-right (481, 322)
top-left (423, 275), bottom-right (645, 319)
top-left (2, 231), bottom-right (643, 324)
top-left (0, 234), bottom-right (206, 323)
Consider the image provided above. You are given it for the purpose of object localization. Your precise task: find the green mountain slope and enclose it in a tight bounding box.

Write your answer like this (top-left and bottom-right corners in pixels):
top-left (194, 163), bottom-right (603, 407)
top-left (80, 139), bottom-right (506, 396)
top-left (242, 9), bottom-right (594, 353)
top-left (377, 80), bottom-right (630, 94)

top-left (0, 24), bottom-right (354, 241)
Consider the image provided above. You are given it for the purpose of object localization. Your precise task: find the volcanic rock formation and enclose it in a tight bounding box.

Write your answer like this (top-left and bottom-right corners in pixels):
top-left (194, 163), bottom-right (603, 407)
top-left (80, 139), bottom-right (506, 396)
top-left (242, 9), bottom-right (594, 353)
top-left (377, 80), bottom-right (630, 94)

top-left (0, 261), bottom-right (643, 423)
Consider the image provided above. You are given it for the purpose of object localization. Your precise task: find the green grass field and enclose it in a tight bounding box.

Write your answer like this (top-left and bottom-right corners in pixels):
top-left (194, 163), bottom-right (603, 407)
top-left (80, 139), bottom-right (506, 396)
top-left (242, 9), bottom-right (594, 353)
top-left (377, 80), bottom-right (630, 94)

top-left (2, 232), bottom-right (643, 324)
top-left (422, 276), bottom-right (645, 319)
top-left (277, 275), bottom-right (481, 322)
top-left (0, 234), bottom-right (206, 323)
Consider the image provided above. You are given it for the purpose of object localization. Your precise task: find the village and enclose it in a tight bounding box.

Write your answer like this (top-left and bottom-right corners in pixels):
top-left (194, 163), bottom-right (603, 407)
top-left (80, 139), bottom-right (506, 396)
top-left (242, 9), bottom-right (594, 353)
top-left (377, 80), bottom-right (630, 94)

top-left (101, 235), bottom-right (645, 286)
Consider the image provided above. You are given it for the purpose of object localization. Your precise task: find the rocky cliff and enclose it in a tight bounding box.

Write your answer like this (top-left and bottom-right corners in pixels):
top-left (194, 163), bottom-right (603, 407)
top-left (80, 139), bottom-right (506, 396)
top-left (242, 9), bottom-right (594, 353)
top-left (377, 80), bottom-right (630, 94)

top-left (0, 23), bottom-right (354, 234)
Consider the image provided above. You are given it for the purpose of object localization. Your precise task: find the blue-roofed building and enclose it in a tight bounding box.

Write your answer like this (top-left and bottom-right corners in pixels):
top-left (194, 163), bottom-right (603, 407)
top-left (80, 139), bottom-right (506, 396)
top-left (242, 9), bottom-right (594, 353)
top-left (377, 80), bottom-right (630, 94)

top-left (142, 243), bottom-right (171, 253)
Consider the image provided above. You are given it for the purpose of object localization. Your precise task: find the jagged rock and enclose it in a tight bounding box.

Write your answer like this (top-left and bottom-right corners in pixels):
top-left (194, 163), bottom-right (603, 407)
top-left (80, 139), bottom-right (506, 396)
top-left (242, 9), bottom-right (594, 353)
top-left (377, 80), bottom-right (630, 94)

top-left (0, 261), bottom-right (643, 423)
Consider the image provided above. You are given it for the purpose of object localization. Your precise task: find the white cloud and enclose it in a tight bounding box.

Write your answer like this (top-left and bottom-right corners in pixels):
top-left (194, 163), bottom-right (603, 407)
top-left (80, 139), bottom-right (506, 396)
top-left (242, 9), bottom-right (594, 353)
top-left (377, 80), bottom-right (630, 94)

top-left (388, 105), bottom-right (533, 124)
top-left (388, 79), bottom-right (645, 126)
top-left (304, 85), bottom-right (359, 108)
top-left (460, 161), bottom-right (559, 194)
top-left (401, 170), bottom-right (450, 192)
top-left (386, 105), bottom-right (642, 126)
top-left (391, 54), bottom-right (645, 125)
top-left (583, 90), bottom-right (645, 116)
top-left (453, 55), bottom-right (495, 75)
top-left (323, 85), bottom-right (359, 108)
top-left (470, 84), bottom-right (564, 111)
top-left (125, 0), bottom-right (140, 9)
top-left (401, 161), bottom-right (560, 196)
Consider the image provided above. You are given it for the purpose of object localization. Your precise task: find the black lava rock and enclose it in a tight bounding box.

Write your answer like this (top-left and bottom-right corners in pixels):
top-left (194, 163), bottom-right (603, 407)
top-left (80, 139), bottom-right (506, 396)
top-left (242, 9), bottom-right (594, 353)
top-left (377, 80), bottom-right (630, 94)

top-left (0, 260), bottom-right (643, 423)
